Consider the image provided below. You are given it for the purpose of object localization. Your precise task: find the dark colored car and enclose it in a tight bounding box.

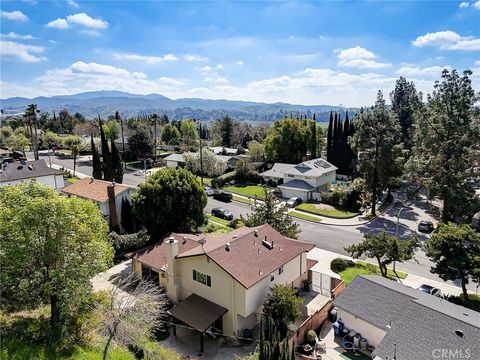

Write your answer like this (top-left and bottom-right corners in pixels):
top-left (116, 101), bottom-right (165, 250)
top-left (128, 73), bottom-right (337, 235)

top-left (418, 220), bottom-right (434, 233)
top-left (211, 207), bottom-right (234, 220)
top-left (286, 197), bottom-right (302, 207)
top-left (213, 190), bottom-right (233, 202)
top-left (417, 284), bottom-right (442, 297)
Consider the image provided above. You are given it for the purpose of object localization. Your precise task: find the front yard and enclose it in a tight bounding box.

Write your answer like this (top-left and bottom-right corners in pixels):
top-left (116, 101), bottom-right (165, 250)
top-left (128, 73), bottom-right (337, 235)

top-left (297, 202), bottom-right (358, 218)
top-left (223, 184), bottom-right (269, 199)
top-left (289, 210), bottom-right (322, 223)
top-left (339, 261), bottom-right (407, 285)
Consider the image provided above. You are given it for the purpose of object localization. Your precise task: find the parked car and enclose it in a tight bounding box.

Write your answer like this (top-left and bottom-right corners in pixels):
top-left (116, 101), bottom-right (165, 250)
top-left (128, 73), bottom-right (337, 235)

top-left (12, 151), bottom-right (25, 159)
top-left (134, 170), bottom-right (145, 176)
top-left (1, 157), bottom-right (14, 164)
top-left (204, 186), bottom-right (215, 196)
top-left (417, 284), bottom-right (442, 297)
top-left (418, 220), bottom-right (434, 233)
top-left (213, 190), bottom-right (233, 202)
top-left (211, 207), bottom-right (234, 220)
top-left (286, 197), bottom-right (302, 207)
top-left (53, 151), bottom-right (66, 157)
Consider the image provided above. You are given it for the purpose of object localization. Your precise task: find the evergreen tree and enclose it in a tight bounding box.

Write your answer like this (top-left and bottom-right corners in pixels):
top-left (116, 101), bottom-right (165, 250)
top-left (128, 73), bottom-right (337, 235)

top-left (326, 111), bottom-right (333, 162)
top-left (91, 135), bottom-right (102, 179)
top-left (120, 197), bottom-right (136, 234)
top-left (100, 118), bottom-right (114, 181)
top-left (308, 119), bottom-right (317, 159)
top-left (111, 138), bottom-right (123, 183)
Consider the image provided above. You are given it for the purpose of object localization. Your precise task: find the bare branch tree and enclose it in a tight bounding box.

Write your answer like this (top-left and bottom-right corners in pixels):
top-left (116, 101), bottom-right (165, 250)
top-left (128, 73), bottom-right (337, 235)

top-left (98, 273), bottom-right (172, 360)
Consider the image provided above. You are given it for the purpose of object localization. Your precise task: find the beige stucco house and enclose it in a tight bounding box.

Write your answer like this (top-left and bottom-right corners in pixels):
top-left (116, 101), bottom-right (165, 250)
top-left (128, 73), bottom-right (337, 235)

top-left (128, 224), bottom-right (314, 338)
top-left (260, 158), bottom-right (337, 201)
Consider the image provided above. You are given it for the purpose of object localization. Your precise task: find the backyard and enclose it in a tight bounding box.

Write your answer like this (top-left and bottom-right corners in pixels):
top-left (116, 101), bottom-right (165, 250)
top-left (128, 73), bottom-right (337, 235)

top-left (338, 261), bottom-right (407, 285)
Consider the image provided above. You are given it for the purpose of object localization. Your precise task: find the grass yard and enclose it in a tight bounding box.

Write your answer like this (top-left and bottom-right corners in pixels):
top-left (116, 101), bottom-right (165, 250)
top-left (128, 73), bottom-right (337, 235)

top-left (224, 184), bottom-right (268, 199)
top-left (207, 214), bottom-right (231, 226)
top-left (289, 211), bottom-right (322, 223)
top-left (196, 176), bottom-right (212, 186)
top-left (339, 261), bottom-right (407, 285)
top-left (65, 177), bottom-right (80, 184)
top-left (297, 203), bottom-right (357, 218)
top-left (232, 194), bottom-right (253, 204)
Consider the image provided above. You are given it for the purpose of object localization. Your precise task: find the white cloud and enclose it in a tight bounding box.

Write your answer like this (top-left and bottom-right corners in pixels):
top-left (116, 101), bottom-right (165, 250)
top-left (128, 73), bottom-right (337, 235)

top-left (396, 65), bottom-right (451, 77)
top-left (204, 76), bottom-right (229, 84)
top-left (474, 0), bottom-right (480, 9)
top-left (158, 77), bottom-right (185, 86)
top-left (185, 54), bottom-right (208, 62)
top-left (237, 60), bottom-right (244, 66)
top-left (47, 18), bottom-right (70, 29)
top-left (113, 53), bottom-right (178, 64)
top-left (1, 10), bottom-right (28, 21)
top-left (216, 64), bottom-right (224, 70)
top-left (1, 32), bottom-right (37, 40)
top-left (79, 30), bottom-right (100, 37)
top-left (66, 13), bottom-right (108, 28)
top-left (67, 0), bottom-right (79, 8)
top-left (412, 30), bottom-right (480, 50)
top-left (337, 46), bottom-right (391, 68)
top-left (459, 2), bottom-right (469, 8)
top-left (194, 65), bottom-right (212, 74)
top-left (47, 13), bottom-right (108, 30)
top-left (0, 40), bottom-right (46, 62)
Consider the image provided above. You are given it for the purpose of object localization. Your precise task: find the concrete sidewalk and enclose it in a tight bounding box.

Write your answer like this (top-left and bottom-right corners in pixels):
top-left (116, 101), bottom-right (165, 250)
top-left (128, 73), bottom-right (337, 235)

top-left (50, 162), bottom-right (91, 179)
top-left (401, 273), bottom-right (477, 297)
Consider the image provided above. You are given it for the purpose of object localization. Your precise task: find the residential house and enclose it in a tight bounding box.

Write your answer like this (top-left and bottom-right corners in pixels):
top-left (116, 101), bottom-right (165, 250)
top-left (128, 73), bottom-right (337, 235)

top-left (0, 159), bottom-right (65, 189)
top-left (165, 153), bottom-right (243, 171)
top-left (61, 178), bottom-right (135, 233)
top-left (165, 153), bottom-right (185, 168)
top-left (0, 148), bottom-right (13, 158)
top-left (209, 146), bottom-right (239, 155)
top-left (260, 158), bottom-right (337, 201)
top-left (128, 224), bottom-right (314, 337)
top-left (333, 275), bottom-right (480, 360)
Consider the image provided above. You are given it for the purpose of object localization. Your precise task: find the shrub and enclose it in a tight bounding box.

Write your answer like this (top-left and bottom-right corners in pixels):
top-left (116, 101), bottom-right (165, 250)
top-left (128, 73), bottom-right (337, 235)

top-left (228, 219), bottom-right (244, 229)
top-left (305, 329), bottom-right (317, 344)
top-left (330, 258), bottom-right (354, 273)
top-left (211, 170), bottom-right (237, 188)
top-left (446, 294), bottom-right (480, 312)
top-left (342, 189), bottom-right (361, 211)
top-left (321, 189), bottom-right (346, 207)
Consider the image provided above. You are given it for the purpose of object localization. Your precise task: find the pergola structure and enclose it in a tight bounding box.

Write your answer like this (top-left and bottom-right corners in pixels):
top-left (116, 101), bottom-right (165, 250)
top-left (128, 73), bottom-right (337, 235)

top-left (168, 293), bottom-right (228, 352)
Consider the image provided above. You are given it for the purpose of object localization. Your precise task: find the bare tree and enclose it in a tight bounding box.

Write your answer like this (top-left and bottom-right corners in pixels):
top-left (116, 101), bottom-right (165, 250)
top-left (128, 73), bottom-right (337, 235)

top-left (99, 273), bottom-right (171, 360)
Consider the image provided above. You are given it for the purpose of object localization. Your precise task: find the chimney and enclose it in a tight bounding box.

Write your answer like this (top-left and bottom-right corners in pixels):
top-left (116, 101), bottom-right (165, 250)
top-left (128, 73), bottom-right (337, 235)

top-left (107, 182), bottom-right (119, 231)
top-left (166, 235), bottom-right (180, 302)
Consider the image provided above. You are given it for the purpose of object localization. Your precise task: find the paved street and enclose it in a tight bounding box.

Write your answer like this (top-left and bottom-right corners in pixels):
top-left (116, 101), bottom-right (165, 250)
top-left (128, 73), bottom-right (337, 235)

top-left (43, 153), bottom-right (477, 292)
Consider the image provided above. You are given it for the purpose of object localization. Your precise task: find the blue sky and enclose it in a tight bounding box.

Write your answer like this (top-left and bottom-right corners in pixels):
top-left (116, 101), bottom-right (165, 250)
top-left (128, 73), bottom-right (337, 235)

top-left (1, 0), bottom-right (479, 106)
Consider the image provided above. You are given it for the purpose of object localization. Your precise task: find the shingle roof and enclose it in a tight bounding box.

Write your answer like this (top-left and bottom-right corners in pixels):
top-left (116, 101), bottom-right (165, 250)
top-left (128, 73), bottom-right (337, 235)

top-left (128, 224), bottom-right (314, 289)
top-left (61, 178), bottom-right (131, 203)
top-left (333, 276), bottom-right (480, 360)
top-left (278, 179), bottom-right (315, 191)
top-left (260, 163), bottom-right (296, 178)
top-left (0, 159), bottom-right (64, 182)
top-left (164, 153), bottom-right (185, 163)
top-left (283, 158), bottom-right (337, 177)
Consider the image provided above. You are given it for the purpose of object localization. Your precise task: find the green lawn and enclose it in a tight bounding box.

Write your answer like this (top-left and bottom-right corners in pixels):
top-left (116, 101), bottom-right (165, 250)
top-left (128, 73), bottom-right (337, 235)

top-left (297, 203), bottom-right (357, 218)
top-left (65, 177), bottom-right (80, 184)
top-left (289, 211), bottom-right (322, 222)
top-left (207, 214), bottom-right (231, 226)
top-left (224, 184), bottom-right (268, 199)
top-left (232, 194), bottom-right (252, 204)
top-left (196, 176), bottom-right (212, 186)
top-left (339, 261), bottom-right (407, 285)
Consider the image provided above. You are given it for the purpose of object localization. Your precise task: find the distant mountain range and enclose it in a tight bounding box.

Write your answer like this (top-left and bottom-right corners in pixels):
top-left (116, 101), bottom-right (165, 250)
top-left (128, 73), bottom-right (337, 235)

top-left (1, 90), bottom-right (355, 122)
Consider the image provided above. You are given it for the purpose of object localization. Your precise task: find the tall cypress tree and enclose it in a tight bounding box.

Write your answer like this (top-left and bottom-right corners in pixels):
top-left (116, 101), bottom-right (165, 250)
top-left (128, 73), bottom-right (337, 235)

top-left (111, 137), bottom-right (123, 183)
top-left (326, 111), bottom-right (333, 162)
top-left (99, 118), bottom-right (113, 181)
top-left (308, 120), bottom-right (317, 159)
top-left (91, 134), bottom-right (102, 179)
top-left (332, 112), bottom-right (339, 167)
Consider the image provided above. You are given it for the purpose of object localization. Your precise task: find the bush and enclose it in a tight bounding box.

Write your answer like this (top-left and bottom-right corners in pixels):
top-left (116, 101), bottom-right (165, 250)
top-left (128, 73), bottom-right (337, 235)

top-left (305, 329), bottom-right (317, 343)
top-left (228, 219), bottom-right (244, 229)
top-left (342, 189), bottom-right (361, 211)
top-left (321, 189), bottom-right (346, 207)
top-left (330, 258), bottom-right (354, 273)
top-left (446, 294), bottom-right (480, 312)
top-left (211, 170), bottom-right (237, 188)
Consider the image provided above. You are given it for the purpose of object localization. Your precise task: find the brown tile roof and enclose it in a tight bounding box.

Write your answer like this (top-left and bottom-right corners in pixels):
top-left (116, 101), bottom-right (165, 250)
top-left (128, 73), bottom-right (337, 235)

top-left (128, 224), bottom-right (314, 289)
top-left (307, 259), bottom-right (318, 270)
top-left (61, 178), bottom-right (131, 203)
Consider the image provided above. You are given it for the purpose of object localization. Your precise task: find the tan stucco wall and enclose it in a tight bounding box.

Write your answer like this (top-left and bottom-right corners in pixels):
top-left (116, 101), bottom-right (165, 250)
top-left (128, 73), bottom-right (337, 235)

top-left (336, 307), bottom-right (387, 348)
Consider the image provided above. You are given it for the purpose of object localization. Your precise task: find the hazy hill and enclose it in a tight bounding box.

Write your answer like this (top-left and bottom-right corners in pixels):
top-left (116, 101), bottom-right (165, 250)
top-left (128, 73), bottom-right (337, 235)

top-left (1, 91), bottom-right (354, 122)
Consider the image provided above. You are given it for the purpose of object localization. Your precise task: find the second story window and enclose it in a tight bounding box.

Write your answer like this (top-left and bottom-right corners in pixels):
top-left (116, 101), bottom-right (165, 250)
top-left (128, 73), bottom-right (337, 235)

top-left (193, 269), bottom-right (211, 287)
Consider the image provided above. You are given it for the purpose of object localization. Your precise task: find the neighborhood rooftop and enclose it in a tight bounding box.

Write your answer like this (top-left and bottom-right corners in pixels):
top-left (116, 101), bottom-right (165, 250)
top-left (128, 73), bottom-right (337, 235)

top-left (0, 159), bottom-right (64, 182)
top-left (61, 178), bottom-right (132, 203)
top-left (128, 224), bottom-right (314, 288)
top-left (283, 159), bottom-right (338, 177)
top-left (334, 275), bottom-right (480, 360)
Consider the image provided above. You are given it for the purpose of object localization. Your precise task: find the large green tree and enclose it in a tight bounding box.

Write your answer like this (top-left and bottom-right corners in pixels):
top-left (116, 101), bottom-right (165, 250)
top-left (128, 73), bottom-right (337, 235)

top-left (264, 118), bottom-right (310, 163)
top-left (91, 135), bottom-right (102, 179)
top-left (390, 76), bottom-right (422, 151)
top-left (0, 183), bottom-right (113, 337)
top-left (132, 168), bottom-right (207, 238)
top-left (263, 284), bottom-right (302, 337)
top-left (219, 115), bottom-right (234, 147)
top-left (242, 188), bottom-right (300, 239)
top-left (345, 232), bottom-right (419, 277)
top-left (349, 91), bottom-right (402, 215)
top-left (180, 119), bottom-right (198, 146)
top-left (128, 122), bottom-right (153, 159)
top-left (425, 223), bottom-right (480, 299)
top-left (406, 69), bottom-right (479, 222)
top-left (161, 123), bottom-right (181, 145)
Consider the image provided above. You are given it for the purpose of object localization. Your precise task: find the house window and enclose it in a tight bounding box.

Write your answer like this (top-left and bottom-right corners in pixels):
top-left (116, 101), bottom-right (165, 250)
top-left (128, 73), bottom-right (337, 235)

top-left (287, 174), bottom-right (294, 178)
top-left (193, 269), bottom-right (212, 287)
top-left (278, 266), bottom-right (284, 275)
top-left (270, 273), bottom-right (275, 282)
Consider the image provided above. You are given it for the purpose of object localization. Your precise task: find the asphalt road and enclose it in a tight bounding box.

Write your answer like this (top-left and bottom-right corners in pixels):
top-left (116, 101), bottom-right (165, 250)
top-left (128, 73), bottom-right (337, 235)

top-left (42, 153), bottom-right (477, 291)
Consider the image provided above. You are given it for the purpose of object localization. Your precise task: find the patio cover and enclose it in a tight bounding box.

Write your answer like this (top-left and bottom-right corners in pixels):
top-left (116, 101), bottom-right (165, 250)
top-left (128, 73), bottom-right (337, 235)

top-left (169, 293), bottom-right (228, 332)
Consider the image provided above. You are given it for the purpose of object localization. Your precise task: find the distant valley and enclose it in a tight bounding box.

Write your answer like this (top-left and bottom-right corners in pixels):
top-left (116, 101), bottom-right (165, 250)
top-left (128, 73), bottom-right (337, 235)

top-left (1, 91), bottom-right (354, 122)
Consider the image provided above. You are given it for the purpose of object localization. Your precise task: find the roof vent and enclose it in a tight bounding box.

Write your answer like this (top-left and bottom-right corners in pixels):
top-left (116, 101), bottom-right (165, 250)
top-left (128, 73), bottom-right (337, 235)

top-left (17, 166), bottom-right (23, 170)
top-left (28, 164), bottom-right (33, 170)
top-left (168, 236), bottom-right (175, 243)
top-left (232, 235), bottom-right (238, 239)
top-left (455, 330), bottom-right (464, 337)
top-left (182, 237), bottom-right (187, 245)
top-left (225, 243), bottom-right (231, 252)
top-left (254, 229), bottom-right (258, 237)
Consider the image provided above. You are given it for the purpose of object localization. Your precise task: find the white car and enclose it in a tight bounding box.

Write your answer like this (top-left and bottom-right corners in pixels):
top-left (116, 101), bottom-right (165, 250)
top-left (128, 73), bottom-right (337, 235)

top-left (134, 170), bottom-right (145, 176)
top-left (204, 186), bottom-right (215, 196)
